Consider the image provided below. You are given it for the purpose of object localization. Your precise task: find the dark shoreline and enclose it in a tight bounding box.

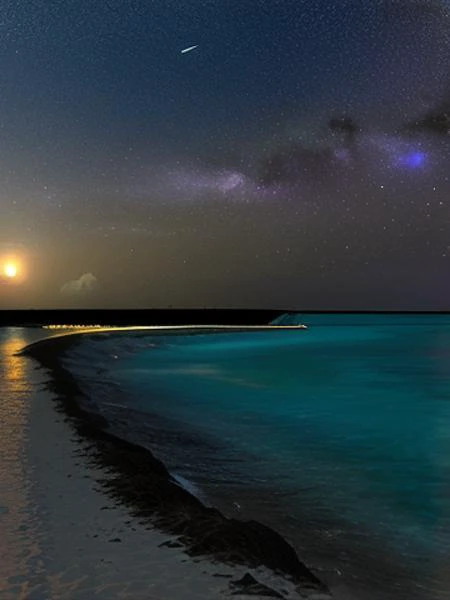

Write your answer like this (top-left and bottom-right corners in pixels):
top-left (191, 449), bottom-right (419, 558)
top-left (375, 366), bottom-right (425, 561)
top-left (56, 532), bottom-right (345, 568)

top-left (2, 308), bottom-right (450, 327)
top-left (3, 309), bottom-right (283, 327)
top-left (21, 331), bottom-right (331, 598)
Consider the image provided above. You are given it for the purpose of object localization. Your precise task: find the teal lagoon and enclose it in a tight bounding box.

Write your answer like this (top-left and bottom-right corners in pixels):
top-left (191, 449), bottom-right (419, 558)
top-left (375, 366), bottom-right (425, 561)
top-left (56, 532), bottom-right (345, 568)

top-left (67, 315), bottom-right (450, 599)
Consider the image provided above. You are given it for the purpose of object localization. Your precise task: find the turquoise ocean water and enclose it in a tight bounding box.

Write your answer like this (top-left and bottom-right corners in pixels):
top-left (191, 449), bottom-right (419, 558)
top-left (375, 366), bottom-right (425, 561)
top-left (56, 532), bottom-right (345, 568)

top-left (104, 315), bottom-right (450, 600)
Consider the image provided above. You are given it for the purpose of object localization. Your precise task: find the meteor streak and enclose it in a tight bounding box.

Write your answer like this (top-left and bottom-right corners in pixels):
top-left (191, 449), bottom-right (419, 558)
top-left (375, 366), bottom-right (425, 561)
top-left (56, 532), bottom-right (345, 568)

top-left (181, 45), bottom-right (198, 54)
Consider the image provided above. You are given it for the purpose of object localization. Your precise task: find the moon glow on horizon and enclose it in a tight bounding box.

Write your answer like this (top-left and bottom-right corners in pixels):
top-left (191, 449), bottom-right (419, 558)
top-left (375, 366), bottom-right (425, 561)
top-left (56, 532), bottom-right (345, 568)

top-left (4, 263), bottom-right (17, 278)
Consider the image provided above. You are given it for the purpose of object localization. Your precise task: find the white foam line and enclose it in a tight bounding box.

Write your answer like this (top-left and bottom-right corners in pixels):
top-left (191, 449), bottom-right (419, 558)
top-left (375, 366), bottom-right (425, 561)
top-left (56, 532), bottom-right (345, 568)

top-left (42, 324), bottom-right (308, 339)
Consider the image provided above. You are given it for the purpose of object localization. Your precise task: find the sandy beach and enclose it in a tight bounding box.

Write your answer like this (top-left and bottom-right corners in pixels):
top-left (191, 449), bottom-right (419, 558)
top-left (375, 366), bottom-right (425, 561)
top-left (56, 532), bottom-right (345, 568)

top-left (1, 327), bottom-right (330, 600)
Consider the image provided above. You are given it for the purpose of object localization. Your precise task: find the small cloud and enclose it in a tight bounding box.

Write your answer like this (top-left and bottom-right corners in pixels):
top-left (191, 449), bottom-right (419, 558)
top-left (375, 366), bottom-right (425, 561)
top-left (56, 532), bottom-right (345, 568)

top-left (60, 272), bottom-right (98, 296)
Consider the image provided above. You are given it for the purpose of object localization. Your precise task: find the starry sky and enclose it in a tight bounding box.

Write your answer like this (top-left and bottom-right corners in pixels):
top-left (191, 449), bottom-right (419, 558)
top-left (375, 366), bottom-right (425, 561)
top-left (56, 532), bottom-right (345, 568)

top-left (1, 0), bottom-right (450, 309)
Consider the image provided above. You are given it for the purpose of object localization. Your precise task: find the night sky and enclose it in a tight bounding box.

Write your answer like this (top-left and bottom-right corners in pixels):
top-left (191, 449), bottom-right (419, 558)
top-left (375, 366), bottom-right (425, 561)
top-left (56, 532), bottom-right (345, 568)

top-left (1, 0), bottom-right (450, 309)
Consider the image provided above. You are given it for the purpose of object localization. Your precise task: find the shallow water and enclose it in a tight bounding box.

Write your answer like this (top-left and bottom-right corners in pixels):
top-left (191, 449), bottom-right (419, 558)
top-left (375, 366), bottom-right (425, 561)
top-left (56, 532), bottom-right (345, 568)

top-left (86, 315), bottom-right (450, 600)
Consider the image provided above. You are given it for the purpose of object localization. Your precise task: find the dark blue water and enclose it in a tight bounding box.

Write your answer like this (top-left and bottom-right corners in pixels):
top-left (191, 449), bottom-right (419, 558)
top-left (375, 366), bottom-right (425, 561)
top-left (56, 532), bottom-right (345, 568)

top-left (73, 316), bottom-right (450, 599)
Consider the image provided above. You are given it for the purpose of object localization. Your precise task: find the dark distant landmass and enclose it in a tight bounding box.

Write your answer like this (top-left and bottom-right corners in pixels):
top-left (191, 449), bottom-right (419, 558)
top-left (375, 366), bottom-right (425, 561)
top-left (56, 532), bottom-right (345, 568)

top-left (1, 309), bottom-right (282, 327)
top-left (0, 309), bottom-right (448, 327)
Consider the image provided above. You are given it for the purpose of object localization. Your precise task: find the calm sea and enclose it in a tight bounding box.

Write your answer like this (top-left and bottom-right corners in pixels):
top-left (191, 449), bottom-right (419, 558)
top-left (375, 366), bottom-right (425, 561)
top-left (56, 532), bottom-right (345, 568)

top-left (100, 315), bottom-right (450, 600)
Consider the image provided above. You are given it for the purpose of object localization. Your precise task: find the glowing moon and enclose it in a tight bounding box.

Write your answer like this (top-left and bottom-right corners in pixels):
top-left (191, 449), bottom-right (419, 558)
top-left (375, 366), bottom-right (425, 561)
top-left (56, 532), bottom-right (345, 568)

top-left (0, 248), bottom-right (26, 283)
top-left (3, 263), bottom-right (18, 278)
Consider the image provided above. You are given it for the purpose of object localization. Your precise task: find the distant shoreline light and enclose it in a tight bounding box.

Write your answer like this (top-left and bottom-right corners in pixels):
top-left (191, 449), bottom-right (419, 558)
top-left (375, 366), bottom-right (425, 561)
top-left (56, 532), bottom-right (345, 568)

top-left (43, 324), bottom-right (106, 329)
top-left (41, 324), bottom-right (308, 330)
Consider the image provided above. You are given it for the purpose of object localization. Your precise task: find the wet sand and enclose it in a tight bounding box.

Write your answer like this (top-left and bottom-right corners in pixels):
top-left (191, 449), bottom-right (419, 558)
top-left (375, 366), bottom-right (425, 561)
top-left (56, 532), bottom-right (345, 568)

top-left (5, 328), bottom-right (329, 600)
top-left (18, 387), bottom-right (305, 600)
